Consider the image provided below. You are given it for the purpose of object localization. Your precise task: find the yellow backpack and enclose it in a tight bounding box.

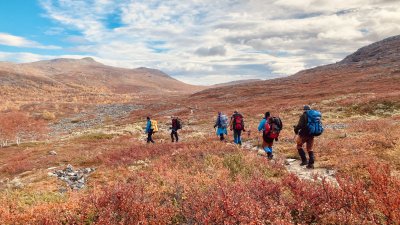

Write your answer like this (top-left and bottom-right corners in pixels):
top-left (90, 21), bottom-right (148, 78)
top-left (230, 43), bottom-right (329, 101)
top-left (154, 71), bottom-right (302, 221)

top-left (150, 120), bottom-right (158, 132)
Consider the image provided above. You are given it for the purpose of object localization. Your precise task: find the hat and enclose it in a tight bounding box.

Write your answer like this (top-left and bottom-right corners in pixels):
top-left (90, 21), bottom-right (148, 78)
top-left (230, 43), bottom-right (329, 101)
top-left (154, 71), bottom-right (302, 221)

top-left (303, 105), bottom-right (311, 110)
top-left (265, 112), bottom-right (270, 118)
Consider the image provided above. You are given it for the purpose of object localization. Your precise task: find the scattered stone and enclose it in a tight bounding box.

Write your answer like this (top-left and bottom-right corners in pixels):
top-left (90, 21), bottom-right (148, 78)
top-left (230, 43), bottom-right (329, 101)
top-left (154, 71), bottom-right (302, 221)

top-left (338, 133), bottom-right (347, 138)
top-left (48, 150), bottom-right (57, 155)
top-left (257, 149), bottom-right (266, 156)
top-left (128, 159), bottom-right (150, 171)
top-left (50, 165), bottom-right (95, 190)
top-left (8, 178), bottom-right (24, 189)
top-left (285, 159), bottom-right (296, 165)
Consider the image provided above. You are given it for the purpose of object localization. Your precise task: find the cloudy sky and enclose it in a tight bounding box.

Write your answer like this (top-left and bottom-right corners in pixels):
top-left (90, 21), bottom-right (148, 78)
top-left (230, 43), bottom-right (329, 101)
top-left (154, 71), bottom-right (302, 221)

top-left (0, 0), bottom-right (399, 85)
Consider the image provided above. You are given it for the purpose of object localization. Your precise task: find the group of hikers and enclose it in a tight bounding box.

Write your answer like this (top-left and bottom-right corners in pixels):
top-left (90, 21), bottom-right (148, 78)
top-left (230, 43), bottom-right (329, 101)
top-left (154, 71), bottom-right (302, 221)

top-left (145, 105), bottom-right (323, 169)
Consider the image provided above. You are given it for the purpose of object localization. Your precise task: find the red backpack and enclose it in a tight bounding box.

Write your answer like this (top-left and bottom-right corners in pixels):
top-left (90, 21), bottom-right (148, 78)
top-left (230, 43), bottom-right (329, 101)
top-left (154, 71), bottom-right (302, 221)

top-left (264, 117), bottom-right (282, 139)
top-left (233, 114), bottom-right (243, 130)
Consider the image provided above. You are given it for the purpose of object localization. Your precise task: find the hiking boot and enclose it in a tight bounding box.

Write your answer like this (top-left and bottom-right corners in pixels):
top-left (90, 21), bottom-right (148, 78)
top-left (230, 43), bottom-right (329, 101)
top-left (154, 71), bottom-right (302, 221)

top-left (267, 152), bottom-right (273, 160)
top-left (298, 148), bottom-right (308, 166)
top-left (307, 151), bottom-right (315, 169)
top-left (300, 161), bottom-right (308, 166)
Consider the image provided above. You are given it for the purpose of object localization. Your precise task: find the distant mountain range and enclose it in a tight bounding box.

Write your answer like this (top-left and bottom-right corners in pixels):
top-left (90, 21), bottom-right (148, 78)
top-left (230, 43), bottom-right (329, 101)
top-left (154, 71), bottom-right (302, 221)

top-left (190, 35), bottom-right (400, 108)
top-left (0, 57), bottom-right (204, 95)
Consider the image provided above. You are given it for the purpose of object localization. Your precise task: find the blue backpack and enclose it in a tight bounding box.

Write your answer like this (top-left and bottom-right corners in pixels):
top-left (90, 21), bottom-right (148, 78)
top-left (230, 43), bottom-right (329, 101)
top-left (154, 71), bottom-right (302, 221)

top-left (306, 110), bottom-right (324, 136)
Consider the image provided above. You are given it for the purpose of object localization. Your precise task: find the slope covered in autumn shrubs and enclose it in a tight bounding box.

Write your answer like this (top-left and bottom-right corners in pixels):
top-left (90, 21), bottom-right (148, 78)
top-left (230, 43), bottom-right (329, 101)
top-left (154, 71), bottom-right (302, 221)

top-left (1, 138), bottom-right (400, 224)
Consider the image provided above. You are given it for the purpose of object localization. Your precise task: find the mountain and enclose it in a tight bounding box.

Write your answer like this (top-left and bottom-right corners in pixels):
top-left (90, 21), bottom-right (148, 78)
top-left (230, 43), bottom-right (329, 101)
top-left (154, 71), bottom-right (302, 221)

top-left (211, 79), bottom-right (263, 88)
top-left (190, 35), bottom-right (400, 110)
top-left (0, 57), bottom-right (203, 95)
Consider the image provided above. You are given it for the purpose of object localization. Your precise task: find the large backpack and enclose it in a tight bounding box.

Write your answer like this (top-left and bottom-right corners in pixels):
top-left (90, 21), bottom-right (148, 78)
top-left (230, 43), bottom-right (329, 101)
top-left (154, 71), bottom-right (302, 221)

top-left (176, 118), bottom-right (182, 129)
top-left (306, 110), bottom-right (323, 136)
top-left (150, 120), bottom-right (158, 132)
top-left (264, 117), bottom-right (282, 139)
top-left (220, 114), bottom-right (229, 128)
top-left (233, 114), bottom-right (243, 130)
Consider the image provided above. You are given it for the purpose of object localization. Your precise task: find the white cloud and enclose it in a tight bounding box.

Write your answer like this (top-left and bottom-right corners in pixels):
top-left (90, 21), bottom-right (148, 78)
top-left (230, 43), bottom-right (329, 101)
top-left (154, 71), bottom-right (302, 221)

top-left (0, 33), bottom-right (60, 49)
top-left (6, 0), bottom-right (400, 85)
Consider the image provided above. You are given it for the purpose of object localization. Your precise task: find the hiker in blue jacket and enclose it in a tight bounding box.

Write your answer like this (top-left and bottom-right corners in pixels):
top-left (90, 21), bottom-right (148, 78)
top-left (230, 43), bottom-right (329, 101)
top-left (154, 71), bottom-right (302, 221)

top-left (214, 112), bottom-right (228, 141)
top-left (145, 117), bottom-right (154, 143)
top-left (258, 112), bottom-right (274, 159)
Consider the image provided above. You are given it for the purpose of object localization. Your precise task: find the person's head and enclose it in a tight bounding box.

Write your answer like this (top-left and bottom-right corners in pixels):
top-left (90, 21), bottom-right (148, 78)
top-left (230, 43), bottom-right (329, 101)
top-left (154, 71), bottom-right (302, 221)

top-left (303, 105), bottom-right (311, 111)
top-left (146, 116), bottom-right (150, 120)
top-left (265, 111), bottom-right (270, 118)
top-left (218, 112), bottom-right (222, 116)
top-left (234, 110), bottom-right (238, 114)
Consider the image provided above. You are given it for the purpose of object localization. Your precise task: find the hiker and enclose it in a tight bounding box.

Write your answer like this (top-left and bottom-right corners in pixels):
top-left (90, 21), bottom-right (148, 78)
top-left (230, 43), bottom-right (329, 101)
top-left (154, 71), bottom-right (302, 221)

top-left (171, 116), bottom-right (182, 142)
top-left (229, 110), bottom-right (245, 145)
top-left (145, 117), bottom-right (156, 143)
top-left (258, 112), bottom-right (282, 159)
top-left (294, 105), bottom-right (324, 169)
top-left (213, 112), bottom-right (228, 141)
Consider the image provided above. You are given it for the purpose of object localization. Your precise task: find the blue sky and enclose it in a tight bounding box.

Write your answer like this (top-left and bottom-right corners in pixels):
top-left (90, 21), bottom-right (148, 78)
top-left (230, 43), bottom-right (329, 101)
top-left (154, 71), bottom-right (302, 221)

top-left (1, 0), bottom-right (400, 85)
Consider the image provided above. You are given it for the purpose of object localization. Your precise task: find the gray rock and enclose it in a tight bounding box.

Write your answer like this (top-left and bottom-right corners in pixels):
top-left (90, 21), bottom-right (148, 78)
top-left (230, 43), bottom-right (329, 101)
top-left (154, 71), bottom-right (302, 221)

top-left (48, 150), bottom-right (57, 155)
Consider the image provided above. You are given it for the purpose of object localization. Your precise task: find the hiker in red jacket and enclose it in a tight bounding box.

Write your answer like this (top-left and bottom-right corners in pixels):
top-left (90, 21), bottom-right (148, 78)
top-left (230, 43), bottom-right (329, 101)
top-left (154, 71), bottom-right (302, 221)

top-left (229, 111), bottom-right (245, 145)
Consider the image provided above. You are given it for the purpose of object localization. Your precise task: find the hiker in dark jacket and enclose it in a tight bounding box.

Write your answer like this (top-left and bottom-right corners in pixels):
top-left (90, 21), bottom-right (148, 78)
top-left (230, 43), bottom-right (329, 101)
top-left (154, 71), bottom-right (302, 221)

top-left (229, 111), bottom-right (245, 145)
top-left (258, 112), bottom-right (274, 159)
top-left (294, 105), bottom-right (314, 169)
top-left (214, 112), bottom-right (228, 141)
top-left (145, 117), bottom-right (155, 143)
top-left (171, 116), bottom-right (180, 142)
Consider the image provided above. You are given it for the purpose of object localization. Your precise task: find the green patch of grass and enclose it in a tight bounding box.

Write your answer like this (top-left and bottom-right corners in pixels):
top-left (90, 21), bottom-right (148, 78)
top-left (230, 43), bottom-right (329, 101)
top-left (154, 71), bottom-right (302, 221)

top-left (347, 100), bottom-right (400, 117)
top-left (15, 141), bottom-right (47, 148)
top-left (7, 190), bottom-right (67, 207)
top-left (223, 153), bottom-right (252, 179)
top-left (77, 133), bottom-right (115, 141)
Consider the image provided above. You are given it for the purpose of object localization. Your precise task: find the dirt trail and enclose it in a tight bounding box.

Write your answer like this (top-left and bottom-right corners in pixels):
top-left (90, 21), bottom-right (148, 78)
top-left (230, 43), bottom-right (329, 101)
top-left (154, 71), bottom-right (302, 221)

top-left (241, 141), bottom-right (338, 185)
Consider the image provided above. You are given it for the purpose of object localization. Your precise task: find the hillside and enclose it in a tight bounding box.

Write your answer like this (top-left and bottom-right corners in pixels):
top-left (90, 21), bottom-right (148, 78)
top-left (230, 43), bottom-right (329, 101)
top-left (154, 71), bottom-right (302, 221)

top-left (190, 35), bottom-right (400, 113)
top-left (0, 57), bottom-right (205, 113)
top-left (211, 79), bottom-right (263, 88)
top-left (0, 57), bottom-right (203, 95)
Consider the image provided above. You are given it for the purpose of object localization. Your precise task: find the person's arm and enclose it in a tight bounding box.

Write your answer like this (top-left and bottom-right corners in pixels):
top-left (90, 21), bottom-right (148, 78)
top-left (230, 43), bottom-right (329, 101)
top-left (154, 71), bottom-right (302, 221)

top-left (258, 119), bottom-right (266, 131)
top-left (241, 116), bottom-right (245, 131)
top-left (214, 117), bottom-right (219, 128)
top-left (146, 121), bottom-right (151, 133)
top-left (229, 117), bottom-right (233, 130)
top-left (294, 114), bottom-right (306, 134)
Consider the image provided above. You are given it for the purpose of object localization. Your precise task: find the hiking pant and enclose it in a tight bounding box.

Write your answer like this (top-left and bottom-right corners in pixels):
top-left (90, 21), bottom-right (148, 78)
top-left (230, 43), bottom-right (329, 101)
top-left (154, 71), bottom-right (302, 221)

top-left (147, 130), bottom-right (154, 143)
top-left (171, 130), bottom-right (179, 142)
top-left (296, 135), bottom-right (314, 152)
top-left (262, 137), bottom-right (274, 154)
top-left (233, 130), bottom-right (242, 145)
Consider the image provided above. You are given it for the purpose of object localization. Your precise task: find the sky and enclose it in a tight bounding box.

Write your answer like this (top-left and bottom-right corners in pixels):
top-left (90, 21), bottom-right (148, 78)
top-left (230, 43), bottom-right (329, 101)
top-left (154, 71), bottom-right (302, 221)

top-left (0, 0), bottom-right (399, 85)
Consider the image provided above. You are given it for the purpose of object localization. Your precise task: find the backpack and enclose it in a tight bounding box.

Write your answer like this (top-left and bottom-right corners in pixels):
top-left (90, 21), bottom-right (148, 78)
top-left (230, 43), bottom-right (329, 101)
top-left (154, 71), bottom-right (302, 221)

top-left (176, 118), bottom-right (182, 129)
top-left (150, 120), bottom-right (158, 132)
top-left (306, 110), bottom-right (323, 136)
top-left (233, 114), bottom-right (243, 130)
top-left (220, 114), bottom-right (229, 128)
top-left (264, 117), bottom-right (282, 139)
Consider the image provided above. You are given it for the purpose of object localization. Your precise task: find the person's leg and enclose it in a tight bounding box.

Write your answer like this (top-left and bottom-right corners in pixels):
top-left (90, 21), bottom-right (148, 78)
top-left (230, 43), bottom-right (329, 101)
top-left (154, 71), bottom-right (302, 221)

top-left (220, 134), bottom-right (224, 141)
top-left (147, 132), bottom-right (151, 143)
top-left (175, 131), bottom-right (179, 142)
top-left (237, 130), bottom-right (242, 145)
top-left (306, 136), bottom-right (315, 169)
top-left (233, 130), bottom-right (238, 144)
top-left (296, 135), bottom-right (308, 165)
top-left (267, 141), bottom-right (274, 159)
top-left (149, 130), bottom-right (154, 143)
top-left (171, 131), bottom-right (174, 142)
